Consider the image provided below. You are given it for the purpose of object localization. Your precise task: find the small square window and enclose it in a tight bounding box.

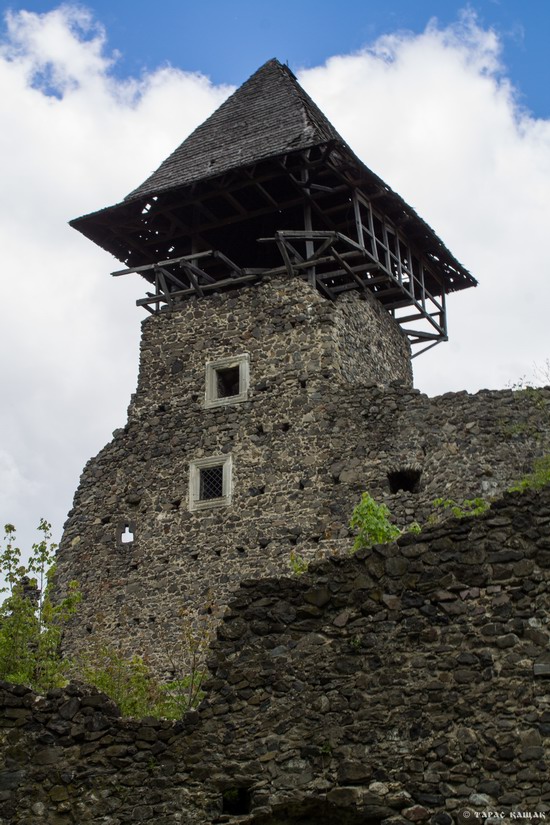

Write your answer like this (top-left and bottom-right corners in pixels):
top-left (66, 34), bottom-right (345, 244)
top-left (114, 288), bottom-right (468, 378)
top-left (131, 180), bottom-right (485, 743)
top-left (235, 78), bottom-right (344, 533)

top-left (189, 455), bottom-right (232, 511)
top-left (205, 354), bottom-right (249, 408)
top-left (200, 465), bottom-right (224, 500)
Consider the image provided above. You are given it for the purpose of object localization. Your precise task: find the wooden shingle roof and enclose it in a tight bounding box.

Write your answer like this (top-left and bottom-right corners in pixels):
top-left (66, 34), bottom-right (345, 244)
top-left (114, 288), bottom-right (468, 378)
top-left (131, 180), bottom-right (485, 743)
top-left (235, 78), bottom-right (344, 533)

top-left (126, 59), bottom-right (342, 201)
top-left (70, 56), bottom-right (476, 316)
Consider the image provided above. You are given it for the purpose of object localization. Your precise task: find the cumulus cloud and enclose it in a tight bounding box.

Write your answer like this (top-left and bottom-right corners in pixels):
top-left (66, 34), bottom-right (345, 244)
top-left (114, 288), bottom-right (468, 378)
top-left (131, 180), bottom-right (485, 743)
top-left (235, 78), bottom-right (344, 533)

top-left (0, 6), bottom-right (548, 551)
top-left (0, 6), bottom-right (230, 552)
top-left (298, 13), bottom-right (550, 393)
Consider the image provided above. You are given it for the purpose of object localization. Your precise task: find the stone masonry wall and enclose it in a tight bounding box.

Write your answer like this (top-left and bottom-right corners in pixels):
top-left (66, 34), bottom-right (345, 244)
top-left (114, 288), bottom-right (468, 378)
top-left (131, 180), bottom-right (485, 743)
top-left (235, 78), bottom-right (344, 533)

top-left (54, 276), bottom-right (550, 674)
top-left (3, 486), bottom-right (550, 824)
top-left (330, 289), bottom-right (413, 387)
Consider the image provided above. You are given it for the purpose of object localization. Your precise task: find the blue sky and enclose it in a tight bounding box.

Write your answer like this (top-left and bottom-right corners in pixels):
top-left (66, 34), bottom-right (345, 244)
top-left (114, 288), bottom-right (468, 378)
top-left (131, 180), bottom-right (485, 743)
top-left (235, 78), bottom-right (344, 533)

top-left (0, 1), bottom-right (549, 553)
top-left (2, 0), bottom-right (549, 116)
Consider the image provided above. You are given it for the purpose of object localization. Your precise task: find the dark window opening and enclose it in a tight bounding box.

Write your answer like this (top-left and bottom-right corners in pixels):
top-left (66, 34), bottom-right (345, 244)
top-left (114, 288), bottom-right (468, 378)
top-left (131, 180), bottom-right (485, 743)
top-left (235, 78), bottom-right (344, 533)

top-left (200, 465), bottom-right (224, 500)
top-left (388, 468), bottom-right (422, 493)
top-left (222, 788), bottom-right (251, 816)
top-left (216, 366), bottom-right (240, 398)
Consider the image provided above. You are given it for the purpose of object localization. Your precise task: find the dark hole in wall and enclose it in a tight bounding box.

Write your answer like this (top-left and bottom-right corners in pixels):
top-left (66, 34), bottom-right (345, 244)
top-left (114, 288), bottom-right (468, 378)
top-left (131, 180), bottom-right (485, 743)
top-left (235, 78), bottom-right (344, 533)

top-left (388, 468), bottom-right (422, 493)
top-left (217, 365), bottom-right (240, 398)
top-left (249, 485), bottom-right (265, 496)
top-left (222, 788), bottom-right (251, 816)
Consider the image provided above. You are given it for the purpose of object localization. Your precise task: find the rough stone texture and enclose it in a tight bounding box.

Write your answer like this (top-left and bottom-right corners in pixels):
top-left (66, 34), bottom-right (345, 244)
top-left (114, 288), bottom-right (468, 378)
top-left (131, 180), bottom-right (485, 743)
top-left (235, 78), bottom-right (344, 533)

top-left (4, 486), bottom-right (550, 823)
top-left (53, 275), bottom-right (550, 673)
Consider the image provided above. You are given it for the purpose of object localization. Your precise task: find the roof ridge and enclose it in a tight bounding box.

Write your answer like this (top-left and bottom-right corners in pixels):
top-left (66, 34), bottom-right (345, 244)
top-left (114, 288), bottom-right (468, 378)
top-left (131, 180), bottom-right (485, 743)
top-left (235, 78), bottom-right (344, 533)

top-left (124, 58), bottom-right (341, 202)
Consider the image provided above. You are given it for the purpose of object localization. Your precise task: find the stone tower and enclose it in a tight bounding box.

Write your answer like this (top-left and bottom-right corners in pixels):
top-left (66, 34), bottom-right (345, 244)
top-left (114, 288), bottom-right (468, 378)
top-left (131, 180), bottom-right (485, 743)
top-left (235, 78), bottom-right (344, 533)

top-left (57, 60), bottom-right (549, 674)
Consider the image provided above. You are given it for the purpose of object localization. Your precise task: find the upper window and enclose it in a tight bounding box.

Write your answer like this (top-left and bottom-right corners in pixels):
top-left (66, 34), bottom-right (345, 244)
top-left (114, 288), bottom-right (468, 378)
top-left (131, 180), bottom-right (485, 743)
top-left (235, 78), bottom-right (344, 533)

top-left (205, 354), bottom-right (249, 408)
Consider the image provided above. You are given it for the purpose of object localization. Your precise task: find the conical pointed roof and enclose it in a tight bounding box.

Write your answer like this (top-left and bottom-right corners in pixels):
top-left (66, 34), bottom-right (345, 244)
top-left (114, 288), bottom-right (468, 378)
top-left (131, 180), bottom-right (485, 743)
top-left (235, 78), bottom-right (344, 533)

top-left (70, 58), bottom-right (476, 304)
top-left (127, 59), bottom-right (342, 201)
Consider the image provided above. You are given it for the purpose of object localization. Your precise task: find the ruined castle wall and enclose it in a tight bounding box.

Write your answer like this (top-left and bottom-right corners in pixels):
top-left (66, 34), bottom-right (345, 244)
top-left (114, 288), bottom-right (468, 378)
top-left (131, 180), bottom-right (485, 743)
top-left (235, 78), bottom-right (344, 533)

top-left (54, 277), bottom-right (550, 674)
top-left (4, 487), bottom-right (550, 824)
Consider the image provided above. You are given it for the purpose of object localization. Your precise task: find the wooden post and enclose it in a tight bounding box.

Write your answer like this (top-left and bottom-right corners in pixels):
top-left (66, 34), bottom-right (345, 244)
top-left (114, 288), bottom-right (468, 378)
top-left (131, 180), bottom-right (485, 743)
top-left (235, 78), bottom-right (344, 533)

top-left (301, 161), bottom-right (316, 287)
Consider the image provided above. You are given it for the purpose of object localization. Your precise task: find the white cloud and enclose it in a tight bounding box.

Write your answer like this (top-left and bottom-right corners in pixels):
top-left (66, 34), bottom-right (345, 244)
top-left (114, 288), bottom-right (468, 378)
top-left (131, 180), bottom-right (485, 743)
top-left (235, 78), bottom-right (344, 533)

top-left (0, 6), bottom-right (548, 552)
top-left (298, 12), bottom-right (550, 393)
top-left (0, 5), bottom-right (230, 553)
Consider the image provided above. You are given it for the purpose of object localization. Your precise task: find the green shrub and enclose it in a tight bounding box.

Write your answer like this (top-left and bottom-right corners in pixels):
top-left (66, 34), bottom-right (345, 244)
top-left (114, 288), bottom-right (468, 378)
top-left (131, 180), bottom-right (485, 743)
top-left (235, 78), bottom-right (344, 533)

top-left (0, 521), bottom-right (80, 690)
top-left (349, 493), bottom-right (401, 551)
top-left (75, 645), bottom-right (205, 719)
top-left (288, 549), bottom-right (309, 575)
top-left (509, 455), bottom-right (550, 492)
top-left (431, 497), bottom-right (490, 520)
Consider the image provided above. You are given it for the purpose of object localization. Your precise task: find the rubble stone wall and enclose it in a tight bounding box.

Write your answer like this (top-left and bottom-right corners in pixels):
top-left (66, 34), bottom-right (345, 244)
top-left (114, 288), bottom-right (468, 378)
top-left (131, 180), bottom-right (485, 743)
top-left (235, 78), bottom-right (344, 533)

top-left (3, 486), bottom-right (550, 824)
top-left (54, 277), bottom-right (550, 672)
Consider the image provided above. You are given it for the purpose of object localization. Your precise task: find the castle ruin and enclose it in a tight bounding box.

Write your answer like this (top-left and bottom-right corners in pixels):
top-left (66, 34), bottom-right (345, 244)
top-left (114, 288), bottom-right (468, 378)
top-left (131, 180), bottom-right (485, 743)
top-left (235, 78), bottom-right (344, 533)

top-left (55, 59), bottom-right (550, 674)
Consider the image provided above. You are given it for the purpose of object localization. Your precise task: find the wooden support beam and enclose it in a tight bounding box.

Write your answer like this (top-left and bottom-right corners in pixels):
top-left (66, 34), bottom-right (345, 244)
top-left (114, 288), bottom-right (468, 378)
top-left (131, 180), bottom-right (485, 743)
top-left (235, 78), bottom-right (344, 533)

top-left (156, 266), bottom-right (187, 291)
top-left (309, 235), bottom-right (336, 260)
top-left (411, 340), bottom-right (444, 359)
top-left (401, 329), bottom-right (444, 341)
top-left (315, 277), bottom-right (335, 300)
top-left (156, 270), bottom-right (173, 309)
top-left (136, 272), bottom-right (259, 308)
top-left (223, 191), bottom-right (247, 216)
top-left (330, 247), bottom-right (367, 291)
top-left (276, 238), bottom-right (295, 278)
top-left (393, 311), bottom-right (425, 324)
top-left (180, 260), bottom-right (217, 285)
top-left (212, 250), bottom-right (244, 278)
top-left (185, 268), bottom-right (204, 297)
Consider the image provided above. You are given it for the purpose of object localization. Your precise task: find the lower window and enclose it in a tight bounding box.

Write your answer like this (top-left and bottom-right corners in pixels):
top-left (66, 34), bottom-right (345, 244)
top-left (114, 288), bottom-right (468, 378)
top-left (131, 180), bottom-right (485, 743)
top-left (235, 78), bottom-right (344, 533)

top-left (189, 455), bottom-right (232, 511)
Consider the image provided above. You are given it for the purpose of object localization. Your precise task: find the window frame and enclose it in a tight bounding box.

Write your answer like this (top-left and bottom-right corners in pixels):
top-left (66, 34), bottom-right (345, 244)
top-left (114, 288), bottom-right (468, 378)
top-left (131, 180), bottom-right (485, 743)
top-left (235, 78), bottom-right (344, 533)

top-left (189, 455), bottom-right (233, 511)
top-left (204, 354), bottom-right (250, 408)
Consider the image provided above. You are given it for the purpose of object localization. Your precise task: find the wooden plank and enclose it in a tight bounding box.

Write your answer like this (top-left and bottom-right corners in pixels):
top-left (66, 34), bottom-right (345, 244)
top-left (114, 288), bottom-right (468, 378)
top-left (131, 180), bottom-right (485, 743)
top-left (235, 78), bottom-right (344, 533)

top-left (157, 270), bottom-right (173, 309)
top-left (113, 251), bottom-right (211, 277)
top-left (156, 266), bottom-right (188, 291)
top-left (330, 247), bottom-right (366, 290)
top-left (309, 236), bottom-right (336, 260)
top-left (401, 329), bottom-right (443, 341)
top-left (223, 191), bottom-right (247, 216)
top-left (181, 260), bottom-right (216, 285)
top-left (136, 272), bottom-right (259, 307)
top-left (393, 312), bottom-right (424, 324)
top-left (280, 239), bottom-right (305, 263)
top-left (314, 276), bottom-right (335, 300)
top-left (276, 238), bottom-right (295, 277)
top-left (411, 340), bottom-right (445, 359)
top-left (213, 251), bottom-right (244, 277)
top-left (185, 268), bottom-right (204, 297)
